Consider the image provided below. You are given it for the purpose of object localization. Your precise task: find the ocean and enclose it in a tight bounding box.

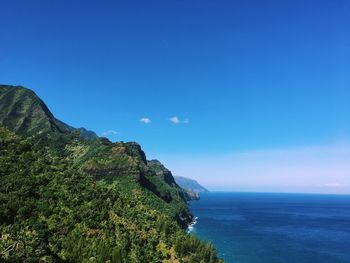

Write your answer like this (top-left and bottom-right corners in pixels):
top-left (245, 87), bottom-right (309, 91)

top-left (189, 192), bottom-right (350, 263)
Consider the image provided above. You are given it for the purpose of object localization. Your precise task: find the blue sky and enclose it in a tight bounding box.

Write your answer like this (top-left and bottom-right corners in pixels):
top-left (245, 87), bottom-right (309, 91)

top-left (1, 0), bottom-right (349, 193)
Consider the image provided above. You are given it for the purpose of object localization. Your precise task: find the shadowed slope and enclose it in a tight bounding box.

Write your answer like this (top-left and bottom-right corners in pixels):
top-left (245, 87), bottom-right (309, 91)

top-left (0, 85), bottom-right (97, 139)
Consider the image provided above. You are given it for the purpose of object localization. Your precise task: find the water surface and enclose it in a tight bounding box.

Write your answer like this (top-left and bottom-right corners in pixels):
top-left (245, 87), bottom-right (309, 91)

top-left (190, 192), bottom-right (350, 263)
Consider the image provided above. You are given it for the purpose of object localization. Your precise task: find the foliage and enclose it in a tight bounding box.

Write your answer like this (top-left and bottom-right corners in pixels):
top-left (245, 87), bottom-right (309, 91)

top-left (0, 85), bottom-right (97, 139)
top-left (0, 127), bottom-right (223, 262)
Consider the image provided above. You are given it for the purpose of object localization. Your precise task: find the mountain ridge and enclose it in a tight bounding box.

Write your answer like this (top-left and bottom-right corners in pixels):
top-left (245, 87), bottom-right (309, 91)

top-left (174, 176), bottom-right (209, 200)
top-left (0, 84), bottom-right (222, 262)
top-left (0, 85), bottom-right (97, 140)
top-left (174, 176), bottom-right (209, 193)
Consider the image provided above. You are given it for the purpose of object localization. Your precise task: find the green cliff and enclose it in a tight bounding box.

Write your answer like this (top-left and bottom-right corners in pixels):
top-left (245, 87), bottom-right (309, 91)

top-left (0, 85), bottom-right (222, 262)
top-left (174, 176), bottom-right (209, 200)
top-left (0, 85), bottom-right (97, 140)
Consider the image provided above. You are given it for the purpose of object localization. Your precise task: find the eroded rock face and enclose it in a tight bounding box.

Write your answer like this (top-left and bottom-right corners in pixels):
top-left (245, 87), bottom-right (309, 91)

top-left (125, 142), bottom-right (147, 164)
top-left (147, 159), bottom-right (177, 186)
top-left (174, 176), bottom-right (208, 193)
top-left (183, 189), bottom-right (200, 201)
top-left (174, 176), bottom-right (209, 201)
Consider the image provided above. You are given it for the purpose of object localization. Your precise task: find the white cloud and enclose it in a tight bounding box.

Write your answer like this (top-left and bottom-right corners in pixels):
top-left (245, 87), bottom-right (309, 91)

top-left (169, 116), bottom-right (189, 124)
top-left (170, 116), bottom-right (180, 124)
top-left (140, 117), bottom-right (151, 124)
top-left (101, 130), bottom-right (118, 136)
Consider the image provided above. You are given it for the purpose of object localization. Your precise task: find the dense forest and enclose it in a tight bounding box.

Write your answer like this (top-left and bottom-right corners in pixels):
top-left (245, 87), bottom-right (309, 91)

top-left (0, 85), bottom-right (223, 262)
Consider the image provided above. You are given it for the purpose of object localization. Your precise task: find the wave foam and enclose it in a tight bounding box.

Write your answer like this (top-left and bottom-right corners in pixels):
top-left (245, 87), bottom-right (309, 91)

top-left (187, 217), bottom-right (198, 233)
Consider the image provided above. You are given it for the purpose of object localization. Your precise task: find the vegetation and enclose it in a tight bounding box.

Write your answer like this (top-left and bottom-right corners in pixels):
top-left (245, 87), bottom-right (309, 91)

top-left (0, 85), bottom-right (223, 262)
top-left (174, 177), bottom-right (208, 194)
top-left (0, 85), bottom-right (97, 140)
top-left (174, 177), bottom-right (208, 201)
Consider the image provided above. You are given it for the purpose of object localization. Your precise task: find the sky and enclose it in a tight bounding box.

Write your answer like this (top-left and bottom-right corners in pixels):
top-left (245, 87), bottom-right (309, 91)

top-left (1, 0), bottom-right (349, 193)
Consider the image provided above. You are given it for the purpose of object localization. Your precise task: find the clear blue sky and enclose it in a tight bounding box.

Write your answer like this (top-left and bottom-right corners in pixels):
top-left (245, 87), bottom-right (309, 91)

top-left (1, 0), bottom-right (349, 193)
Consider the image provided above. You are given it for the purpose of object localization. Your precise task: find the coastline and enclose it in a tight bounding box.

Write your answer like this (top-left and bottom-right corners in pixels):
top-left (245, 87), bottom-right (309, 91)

top-left (187, 216), bottom-right (198, 233)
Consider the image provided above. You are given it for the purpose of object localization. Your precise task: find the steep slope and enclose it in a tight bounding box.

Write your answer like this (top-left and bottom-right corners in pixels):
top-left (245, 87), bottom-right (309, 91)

top-left (0, 127), bottom-right (221, 262)
top-left (0, 85), bottom-right (97, 140)
top-left (0, 85), bottom-right (223, 262)
top-left (174, 176), bottom-right (209, 200)
top-left (147, 160), bottom-right (177, 186)
top-left (174, 176), bottom-right (208, 193)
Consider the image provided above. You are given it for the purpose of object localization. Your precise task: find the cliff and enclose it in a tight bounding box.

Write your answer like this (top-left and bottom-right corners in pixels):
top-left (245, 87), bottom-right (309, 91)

top-left (0, 85), bottom-right (222, 262)
top-left (174, 176), bottom-right (209, 200)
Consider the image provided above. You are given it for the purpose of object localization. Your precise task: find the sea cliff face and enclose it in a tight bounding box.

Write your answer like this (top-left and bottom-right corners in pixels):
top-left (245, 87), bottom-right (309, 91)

top-left (175, 176), bottom-right (209, 201)
top-left (0, 85), bottom-right (223, 262)
top-left (183, 189), bottom-right (201, 201)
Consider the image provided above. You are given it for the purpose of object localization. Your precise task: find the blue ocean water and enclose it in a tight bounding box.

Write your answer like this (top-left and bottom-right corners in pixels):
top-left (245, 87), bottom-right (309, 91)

top-left (189, 192), bottom-right (350, 263)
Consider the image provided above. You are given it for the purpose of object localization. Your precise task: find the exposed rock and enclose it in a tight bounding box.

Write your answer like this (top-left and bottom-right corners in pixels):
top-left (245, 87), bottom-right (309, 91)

top-left (174, 176), bottom-right (208, 201)
top-left (147, 159), bottom-right (177, 186)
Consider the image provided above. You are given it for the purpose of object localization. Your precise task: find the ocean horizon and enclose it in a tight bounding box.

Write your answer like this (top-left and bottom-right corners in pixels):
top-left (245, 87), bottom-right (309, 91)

top-left (190, 192), bottom-right (350, 263)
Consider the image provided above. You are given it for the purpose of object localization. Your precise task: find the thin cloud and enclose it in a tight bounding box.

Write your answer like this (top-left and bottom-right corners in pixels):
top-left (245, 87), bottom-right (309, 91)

top-left (169, 116), bottom-right (189, 124)
top-left (170, 116), bottom-right (180, 124)
top-left (101, 130), bottom-right (118, 136)
top-left (140, 117), bottom-right (151, 124)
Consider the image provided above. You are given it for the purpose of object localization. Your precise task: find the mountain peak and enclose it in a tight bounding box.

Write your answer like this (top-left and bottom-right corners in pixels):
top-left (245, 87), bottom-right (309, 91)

top-left (0, 85), bottom-right (97, 139)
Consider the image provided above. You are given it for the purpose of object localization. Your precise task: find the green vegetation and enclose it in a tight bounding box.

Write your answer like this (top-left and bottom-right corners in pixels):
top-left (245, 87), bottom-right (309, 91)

top-left (174, 177), bottom-right (208, 201)
top-left (174, 177), bottom-right (208, 194)
top-left (0, 85), bottom-right (223, 262)
top-left (0, 85), bottom-right (97, 140)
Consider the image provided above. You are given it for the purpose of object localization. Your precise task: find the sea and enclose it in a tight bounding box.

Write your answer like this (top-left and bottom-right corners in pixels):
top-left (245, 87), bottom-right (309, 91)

top-left (189, 192), bottom-right (350, 263)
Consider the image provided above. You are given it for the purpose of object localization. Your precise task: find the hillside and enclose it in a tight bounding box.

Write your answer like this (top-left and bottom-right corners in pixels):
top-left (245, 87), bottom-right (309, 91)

top-left (174, 176), bottom-right (209, 195)
top-left (0, 85), bottom-right (97, 140)
top-left (0, 85), bottom-right (222, 262)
